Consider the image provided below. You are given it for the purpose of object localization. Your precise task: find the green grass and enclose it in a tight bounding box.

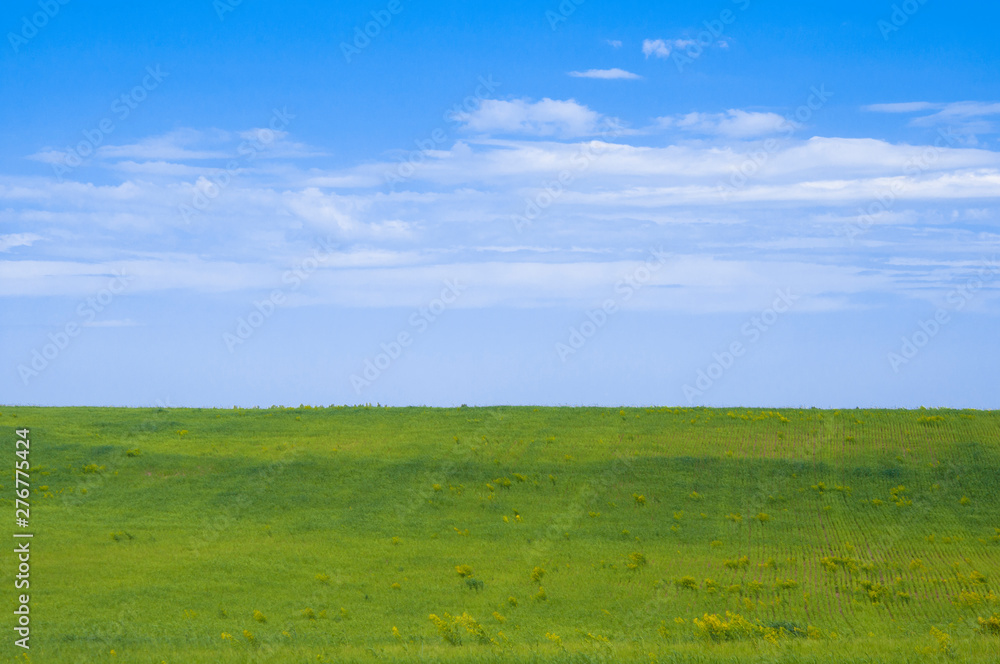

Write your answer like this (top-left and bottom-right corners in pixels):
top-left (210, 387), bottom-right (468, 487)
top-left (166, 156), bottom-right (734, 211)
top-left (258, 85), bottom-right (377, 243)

top-left (3, 405), bottom-right (1000, 662)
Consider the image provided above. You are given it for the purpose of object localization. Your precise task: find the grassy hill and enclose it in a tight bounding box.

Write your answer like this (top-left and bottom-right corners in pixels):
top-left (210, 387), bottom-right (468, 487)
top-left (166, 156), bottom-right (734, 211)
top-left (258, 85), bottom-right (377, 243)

top-left (4, 405), bottom-right (1000, 662)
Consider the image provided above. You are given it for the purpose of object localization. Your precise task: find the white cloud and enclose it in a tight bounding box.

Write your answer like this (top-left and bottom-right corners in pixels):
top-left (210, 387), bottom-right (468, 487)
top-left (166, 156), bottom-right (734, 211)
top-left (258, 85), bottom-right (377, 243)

top-left (642, 38), bottom-right (697, 58)
top-left (606, 39), bottom-right (623, 48)
top-left (863, 102), bottom-right (943, 113)
top-left (0, 232), bottom-right (43, 252)
top-left (863, 101), bottom-right (1000, 139)
top-left (642, 39), bottom-right (671, 58)
top-left (0, 255), bottom-right (891, 313)
top-left (910, 101), bottom-right (1000, 130)
top-left (6, 114), bottom-right (1000, 316)
top-left (283, 188), bottom-right (413, 239)
top-left (568, 68), bottom-right (641, 80)
top-left (454, 98), bottom-right (608, 138)
top-left (96, 129), bottom-right (232, 161)
top-left (661, 110), bottom-right (794, 138)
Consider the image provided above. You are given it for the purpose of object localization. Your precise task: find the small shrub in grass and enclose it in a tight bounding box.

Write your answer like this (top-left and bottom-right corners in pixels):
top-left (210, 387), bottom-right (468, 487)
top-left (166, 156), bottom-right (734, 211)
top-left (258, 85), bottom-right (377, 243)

top-left (429, 614), bottom-right (462, 646)
top-left (531, 566), bottom-right (545, 583)
top-left (301, 608), bottom-right (316, 619)
top-left (455, 564), bottom-right (474, 578)
top-left (978, 614), bottom-right (1000, 635)
top-left (429, 612), bottom-right (494, 646)
top-left (633, 493), bottom-right (646, 506)
top-left (125, 448), bottom-right (141, 457)
top-left (693, 611), bottom-right (784, 643)
top-left (929, 627), bottom-right (954, 656)
top-left (859, 581), bottom-right (888, 603)
top-left (465, 578), bottom-right (484, 592)
top-left (626, 552), bottom-right (647, 571)
top-left (724, 556), bottom-right (749, 570)
top-left (253, 610), bottom-right (266, 623)
top-left (675, 576), bottom-right (698, 591)
top-left (957, 590), bottom-right (987, 607)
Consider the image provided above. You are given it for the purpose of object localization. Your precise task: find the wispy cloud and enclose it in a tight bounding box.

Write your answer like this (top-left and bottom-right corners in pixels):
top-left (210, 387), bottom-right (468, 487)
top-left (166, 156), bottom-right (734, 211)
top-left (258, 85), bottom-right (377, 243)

top-left (453, 98), bottom-right (611, 138)
top-left (568, 68), bottom-right (641, 80)
top-left (5, 105), bottom-right (1000, 315)
top-left (659, 110), bottom-right (795, 138)
top-left (863, 101), bottom-right (1000, 138)
top-left (0, 232), bottom-right (43, 252)
top-left (642, 38), bottom-right (694, 58)
top-left (862, 102), bottom-right (943, 113)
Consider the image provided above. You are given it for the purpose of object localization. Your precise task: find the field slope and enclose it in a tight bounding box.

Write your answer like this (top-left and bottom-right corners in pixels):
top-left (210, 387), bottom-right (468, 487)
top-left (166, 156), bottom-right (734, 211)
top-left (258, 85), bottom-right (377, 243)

top-left (4, 406), bottom-right (1000, 663)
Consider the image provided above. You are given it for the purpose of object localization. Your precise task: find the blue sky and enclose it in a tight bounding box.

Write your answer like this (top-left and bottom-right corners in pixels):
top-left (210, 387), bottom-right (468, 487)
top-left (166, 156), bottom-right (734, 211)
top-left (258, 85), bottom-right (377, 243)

top-left (2, 0), bottom-right (999, 408)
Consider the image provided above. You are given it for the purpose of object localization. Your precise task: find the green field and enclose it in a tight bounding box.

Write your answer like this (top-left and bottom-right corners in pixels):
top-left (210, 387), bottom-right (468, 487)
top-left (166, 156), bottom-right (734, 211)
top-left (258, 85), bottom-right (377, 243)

top-left (4, 406), bottom-right (1000, 663)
